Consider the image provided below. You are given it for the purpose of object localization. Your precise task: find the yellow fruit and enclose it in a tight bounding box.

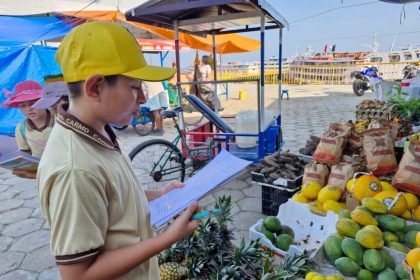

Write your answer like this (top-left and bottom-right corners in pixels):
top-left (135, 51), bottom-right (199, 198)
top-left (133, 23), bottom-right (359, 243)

top-left (352, 174), bottom-right (382, 201)
top-left (374, 191), bottom-right (408, 216)
top-left (380, 181), bottom-right (397, 191)
top-left (415, 262), bottom-right (420, 278)
top-left (406, 248), bottom-right (420, 268)
top-left (302, 182), bottom-right (323, 200)
top-left (416, 232), bottom-right (420, 247)
top-left (339, 202), bottom-right (347, 209)
top-left (292, 193), bottom-right (309, 203)
top-left (318, 185), bottom-right (342, 203)
top-left (361, 197), bottom-right (388, 214)
top-left (355, 227), bottom-right (384, 249)
top-left (414, 205), bottom-right (420, 220)
top-left (346, 178), bottom-right (357, 193)
top-left (351, 209), bottom-right (378, 226)
top-left (401, 210), bottom-right (413, 219)
top-left (404, 193), bottom-right (419, 210)
top-left (323, 200), bottom-right (343, 214)
top-left (305, 272), bottom-right (318, 280)
top-left (326, 276), bottom-right (344, 280)
top-left (364, 225), bottom-right (383, 238)
top-left (313, 276), bottom-right (325, 280)
top-left (308, 201), bottom-right (324, 213)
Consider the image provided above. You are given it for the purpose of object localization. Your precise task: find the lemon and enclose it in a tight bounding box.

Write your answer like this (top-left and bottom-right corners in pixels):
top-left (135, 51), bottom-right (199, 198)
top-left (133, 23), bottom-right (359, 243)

top-left (380, 181), bottom-right (397, 191)
top-left (414, 205), bottom-right (420, 221)
top-left (404, 192), bottom-right (419, 210)
top-left (401, 210), bottom-right (412, 219)
top-left (292, 193), bottom-right (309, 203)
top-left (301, 182), bottom-right (323, 200)
top-left (318, 185), bottom-right (342, 203)
top-left (323, 200), bottom-right (343, 214)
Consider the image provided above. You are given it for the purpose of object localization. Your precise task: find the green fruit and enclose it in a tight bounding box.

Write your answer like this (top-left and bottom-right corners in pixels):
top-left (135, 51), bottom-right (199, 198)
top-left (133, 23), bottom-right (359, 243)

top-left (275, 234), bottom-right (293, 251)
top-left (386, 242), bottom-right (409, 253)
top-left (339, 209), bottom-right (351, 219)
top-left (357, 269), bottom-right (375, 280)
top-left (356, 206), bottom-right (374, 216)
top-left (377, 268), bottom-right (397, 280)
top-left (383, 231), bottom-right (400, 244)
top-left (336, 218), bottom-right (361, 238)
top-left (341, 238), bottom-right (364, 265)
top-left (363, 249), bottom-right (386, 273)
top-left (376, 215), bottom-right (406, 232)
top-left (379, 249), bottom-right (395, 269)
top-left (324, 234), bottom-right (343, 264)
top-left (334, 257), bottom-right (361, 277)
top-left (395, 263), bottom-right (410, 279)
top-left (263, 216), bottom-right (281, 233)
top-left (355, 228), bottom-right (384, 249)
top-left (261, 225), bottom-right (275, 243)
top-left (404, 230), bottom-right (418, 249)
top-left (280, 225), bottom-right (295, 239)
top-left (394, 230), bottom-right (405, 243)
top-left (404, 224), bottom-right (420, 233)
top-left (362, 197), bottom-right (388, 214)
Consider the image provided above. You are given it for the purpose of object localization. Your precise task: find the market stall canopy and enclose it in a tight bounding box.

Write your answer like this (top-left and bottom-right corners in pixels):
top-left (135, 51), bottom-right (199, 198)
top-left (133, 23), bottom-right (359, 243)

top-left (126, 0), bottom-right (289, 34)
top-left (138, 39), bottom-right (190, 52)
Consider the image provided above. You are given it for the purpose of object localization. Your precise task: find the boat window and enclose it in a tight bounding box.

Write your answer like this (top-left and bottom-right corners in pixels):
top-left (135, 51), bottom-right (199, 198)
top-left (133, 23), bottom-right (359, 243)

top-left (370, 57), bottom-right (383, 63)
top-left (389, 54), bottom-right (400, 62)
top-left (404, 53), bottom-right (412, 60)
top-left (417, 53), bottom-right (420, 59)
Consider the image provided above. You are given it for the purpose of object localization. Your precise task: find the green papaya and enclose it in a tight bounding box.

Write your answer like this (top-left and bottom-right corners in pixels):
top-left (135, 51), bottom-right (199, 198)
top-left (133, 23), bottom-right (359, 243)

top-left (339, 208), bottom-right (351, 219)
top-left (324, 234), bottom-right (343, 264)
top-left (377, 268), bottom-right (397, 280)
top-left (376, 215), bottom-right (406, 232)
top-left (341, 238), bottom-right (364, 265)
top-left (336, 218), bottom-right (361, 238)
top-left (362, 197), bottom-right (388, 214)
top-left (383, 231), bottom-right (399, 245)
top-left (363, 249), bottom-right (385, 273)
top-left (395, 263), bottom-right (410, 279)
top-left (357, 269), bottom-right (375, 280)
top-left (335, 257), bottom-right (361, 277)
top-left (404, 224), bottom-right (420, 233)
top-left (356, 206), bottom-right (374, 216)
top-left (404, 230), bottom-right (418, 249)
top-left (379, 249), bottom-right (395, 269)
top-left (386, 241), bottom-right (409, 253)
top-left (394, 230), bottom-right (405, 243)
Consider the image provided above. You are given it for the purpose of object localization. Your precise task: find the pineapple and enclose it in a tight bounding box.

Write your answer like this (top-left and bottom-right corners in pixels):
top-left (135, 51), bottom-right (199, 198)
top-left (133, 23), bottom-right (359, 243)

top-left (262, 250), bottom-right (316, 279)
top-left (159, 262), bottom-right (186, 280)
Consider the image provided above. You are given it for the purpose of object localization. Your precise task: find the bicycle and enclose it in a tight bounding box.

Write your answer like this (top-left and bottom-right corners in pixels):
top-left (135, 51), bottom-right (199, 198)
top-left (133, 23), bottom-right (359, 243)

top-left (129, 106), bottom-right (214, 190)
top-left (112, 106), bottom-right (155, 136)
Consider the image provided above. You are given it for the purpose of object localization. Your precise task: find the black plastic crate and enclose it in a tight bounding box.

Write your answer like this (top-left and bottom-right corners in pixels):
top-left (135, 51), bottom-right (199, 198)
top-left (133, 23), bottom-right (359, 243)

top-left (261, 184), bottom-right (298, 216)
top-left (251, 172), bottom-right (303, 190)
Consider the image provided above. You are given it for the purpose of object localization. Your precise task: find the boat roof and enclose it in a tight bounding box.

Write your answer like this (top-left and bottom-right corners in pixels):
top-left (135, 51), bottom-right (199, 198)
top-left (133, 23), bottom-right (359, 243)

top-left (126, 0), bottom-right (289, 35)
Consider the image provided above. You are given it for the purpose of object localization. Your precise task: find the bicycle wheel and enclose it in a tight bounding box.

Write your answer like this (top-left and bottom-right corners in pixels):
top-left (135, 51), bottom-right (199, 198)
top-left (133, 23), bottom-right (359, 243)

top-left (133, 112), bottom-right (155, 136)
top-left (129, 139), bottom-right (185, 190)
top-left (181, 96), bottom-right (205, 127)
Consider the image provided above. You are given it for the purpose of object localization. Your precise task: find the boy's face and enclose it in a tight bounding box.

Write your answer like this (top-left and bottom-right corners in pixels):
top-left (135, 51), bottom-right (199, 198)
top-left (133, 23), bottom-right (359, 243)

top-left (98, 75), bottom-right (146, 126)
top-left (19, 100), bottom-right (45, 120)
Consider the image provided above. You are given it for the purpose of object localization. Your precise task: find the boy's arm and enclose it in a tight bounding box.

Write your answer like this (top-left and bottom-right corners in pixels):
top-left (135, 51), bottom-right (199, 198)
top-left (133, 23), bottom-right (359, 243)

top-left (58, 203), bottom-right (199, 280)
top-left (144, 181), bottom-right (185, 201)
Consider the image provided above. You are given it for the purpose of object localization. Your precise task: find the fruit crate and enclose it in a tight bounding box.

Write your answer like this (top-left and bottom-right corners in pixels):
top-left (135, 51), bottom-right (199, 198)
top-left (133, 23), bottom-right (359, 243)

top-left (312, 240), bottom-right (406, 280)
top-left (249, 200), bottom-right (339, 259)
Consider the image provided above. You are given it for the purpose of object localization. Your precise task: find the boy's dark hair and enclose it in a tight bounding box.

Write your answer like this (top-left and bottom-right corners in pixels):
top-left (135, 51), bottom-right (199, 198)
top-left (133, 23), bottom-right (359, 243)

top-left (67, 75), bottom-right (119, 98)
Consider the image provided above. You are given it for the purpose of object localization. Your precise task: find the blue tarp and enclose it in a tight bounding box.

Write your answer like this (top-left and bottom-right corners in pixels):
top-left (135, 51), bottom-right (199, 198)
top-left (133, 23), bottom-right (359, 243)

top-left (0, 45), bottom-right (62, 135)
top-left (0, 15), bottom-right (77, 45)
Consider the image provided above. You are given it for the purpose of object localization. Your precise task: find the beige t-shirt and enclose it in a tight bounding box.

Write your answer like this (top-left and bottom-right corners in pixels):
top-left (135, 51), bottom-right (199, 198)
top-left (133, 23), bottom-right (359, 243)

top-left (37, 107), bottom-right (159, 280)
top-left (15, 110), bottom-right (54, 158)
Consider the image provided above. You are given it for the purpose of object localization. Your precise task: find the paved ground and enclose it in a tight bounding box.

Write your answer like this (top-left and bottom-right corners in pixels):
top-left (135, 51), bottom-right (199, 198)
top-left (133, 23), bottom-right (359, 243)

top-left (0, 84), bottom-right (368, 279)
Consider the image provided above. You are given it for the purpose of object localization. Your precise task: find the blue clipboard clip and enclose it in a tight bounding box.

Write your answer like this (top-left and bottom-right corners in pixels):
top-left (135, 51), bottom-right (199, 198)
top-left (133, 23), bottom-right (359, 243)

top-left (191, 209), bottom-right (221, 220)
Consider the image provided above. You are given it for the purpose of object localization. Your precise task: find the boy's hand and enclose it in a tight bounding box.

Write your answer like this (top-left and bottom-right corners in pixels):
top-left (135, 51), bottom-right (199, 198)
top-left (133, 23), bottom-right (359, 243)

top-left (12, 168), bottom-right (37, 179)
top-left (163, 202), bottom-right (200, 244)
top-left (162, 181), bottom-right (185, 196)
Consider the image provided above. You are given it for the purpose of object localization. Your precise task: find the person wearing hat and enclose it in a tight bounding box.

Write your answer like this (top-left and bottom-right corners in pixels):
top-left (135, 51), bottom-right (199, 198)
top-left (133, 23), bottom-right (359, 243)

top-left (32, 74), bottom-right (69, 115)
top-left (2, 80), bottom-right (55, 179)
top-left (37, 22), bottom-right (199, 280)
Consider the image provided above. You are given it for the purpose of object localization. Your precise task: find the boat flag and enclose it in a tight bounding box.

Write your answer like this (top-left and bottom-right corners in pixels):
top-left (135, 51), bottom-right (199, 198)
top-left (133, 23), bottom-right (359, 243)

top-left (324, 44), bottom-right (328, 52)
top-left (332, 45), bottom-right (336, 52)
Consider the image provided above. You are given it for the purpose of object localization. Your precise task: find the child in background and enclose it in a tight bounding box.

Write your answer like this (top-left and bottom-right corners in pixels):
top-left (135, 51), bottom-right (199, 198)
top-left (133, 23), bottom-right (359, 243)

top-left (32, 74), bottom-right (69, 115)
top-left (2, 80), bottom-right (54, 179)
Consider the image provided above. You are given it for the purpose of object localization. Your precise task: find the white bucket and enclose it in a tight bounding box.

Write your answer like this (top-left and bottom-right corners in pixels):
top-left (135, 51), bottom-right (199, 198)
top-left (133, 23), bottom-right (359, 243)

top-left (235, 110), bottom-right (258, 148)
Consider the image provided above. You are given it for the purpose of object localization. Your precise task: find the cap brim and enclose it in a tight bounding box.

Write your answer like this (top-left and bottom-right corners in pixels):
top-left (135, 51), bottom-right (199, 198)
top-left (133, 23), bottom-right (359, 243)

top-left (32, 96), bottom-right (61, 109)
top-left (3, 95), bottom-right (42, 108)
top-left (122, 65), bottom-right (176, 82)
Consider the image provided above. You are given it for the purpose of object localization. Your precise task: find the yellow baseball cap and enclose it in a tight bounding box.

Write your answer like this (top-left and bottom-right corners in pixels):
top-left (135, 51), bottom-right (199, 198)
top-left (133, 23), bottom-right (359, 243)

top-left (56, 22), bottom-right (176, 83)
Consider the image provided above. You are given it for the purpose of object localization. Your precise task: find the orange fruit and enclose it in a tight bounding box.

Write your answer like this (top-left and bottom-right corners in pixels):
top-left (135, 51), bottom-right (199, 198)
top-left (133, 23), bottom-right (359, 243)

top-left (353, 174), bottom-right (382, 201)
top-left (374, 191), bottom-right (408, 216)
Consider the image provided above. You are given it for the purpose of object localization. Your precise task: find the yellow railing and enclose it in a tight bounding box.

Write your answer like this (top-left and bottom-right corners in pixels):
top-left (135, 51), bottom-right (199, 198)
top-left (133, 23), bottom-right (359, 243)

top-left (218, 61), bottom-right (420, 85)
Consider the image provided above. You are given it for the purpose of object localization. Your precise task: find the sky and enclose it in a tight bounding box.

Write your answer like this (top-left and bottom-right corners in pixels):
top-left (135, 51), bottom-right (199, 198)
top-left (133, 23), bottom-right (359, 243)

top-left (150, 0), bottom-right (420, 67)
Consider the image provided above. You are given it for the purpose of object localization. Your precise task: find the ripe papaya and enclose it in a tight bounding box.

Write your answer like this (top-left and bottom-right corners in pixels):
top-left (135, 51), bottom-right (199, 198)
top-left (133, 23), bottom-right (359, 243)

top-left (324, 234), bottom-right (343, 264)
top-left (351, 209), bottom-right (378, 226)
top-left (336, 218), bottom-right (361, 238)
top-left (375, 214), bottom-right (406, 232)
top-left (383, 231), bottom-right (399, 245)
top-left (341, 238), bottom-right (364, 265)
top-left (363, 249), bottom-right (385, 273)
top-left (334, 257), bottom-right (361, 277)
top-left (355, 228), bottom-right (384, 249)
top-left (361, 197), bottom-right (388, 214)
top-left (364, 225), bottom-right (383, 238)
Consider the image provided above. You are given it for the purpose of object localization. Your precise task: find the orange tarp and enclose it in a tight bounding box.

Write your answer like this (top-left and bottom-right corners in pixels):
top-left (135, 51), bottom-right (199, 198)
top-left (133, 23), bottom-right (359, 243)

top-left (61, 11), bottom-right (260, 54)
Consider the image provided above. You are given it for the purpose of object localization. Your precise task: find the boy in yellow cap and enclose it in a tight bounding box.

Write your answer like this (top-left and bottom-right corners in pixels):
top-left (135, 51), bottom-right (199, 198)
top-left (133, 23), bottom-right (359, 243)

top-left (37, 22), bottom-right (199, 280)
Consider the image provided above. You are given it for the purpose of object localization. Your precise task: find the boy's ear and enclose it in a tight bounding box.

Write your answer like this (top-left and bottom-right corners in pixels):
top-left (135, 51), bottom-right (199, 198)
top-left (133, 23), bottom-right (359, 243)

top-left (84, 75), bottom-right (105, 101)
